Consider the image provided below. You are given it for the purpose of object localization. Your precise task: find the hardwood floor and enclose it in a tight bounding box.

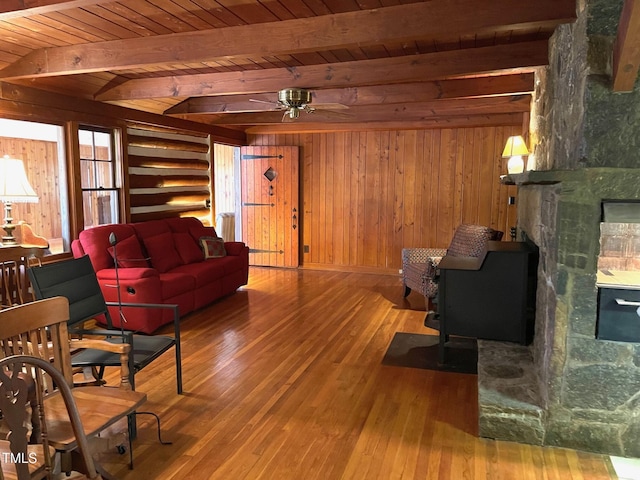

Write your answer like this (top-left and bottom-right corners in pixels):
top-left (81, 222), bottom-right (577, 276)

top-left (99, 267), bottom-right (615, 479)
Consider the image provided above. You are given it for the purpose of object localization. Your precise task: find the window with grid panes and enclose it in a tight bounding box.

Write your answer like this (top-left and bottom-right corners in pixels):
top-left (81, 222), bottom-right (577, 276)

top-left (79, 127), bottom-right (120, 228)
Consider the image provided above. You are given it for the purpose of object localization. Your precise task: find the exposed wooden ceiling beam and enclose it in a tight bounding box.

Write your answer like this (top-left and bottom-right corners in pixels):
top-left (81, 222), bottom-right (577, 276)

top-left (194, 95), bottom-right (531, 125)
top-left (96, 41), bottom-right (548, 102)
top-left (0, 0), bottom-right (576, 80)
top-left (0, 0), bottom-right (101, 18)
top-left (165, 74), bottom-right (535, 115)
top-left (0, 81), bottom-right (245, 144)
top-left (613, 0), bottom-right (640, 92)
top-left (243, 113), bottom-right (525, 134)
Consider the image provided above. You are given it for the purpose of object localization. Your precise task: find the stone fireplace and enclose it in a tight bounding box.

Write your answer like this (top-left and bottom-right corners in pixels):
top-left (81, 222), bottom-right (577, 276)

top-left (477, 0), bottom-right (640, 457)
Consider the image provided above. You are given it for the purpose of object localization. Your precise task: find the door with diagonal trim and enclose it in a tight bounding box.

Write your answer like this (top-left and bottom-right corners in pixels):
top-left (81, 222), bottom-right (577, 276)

top-left (240, 146), bottom-right (299, 267)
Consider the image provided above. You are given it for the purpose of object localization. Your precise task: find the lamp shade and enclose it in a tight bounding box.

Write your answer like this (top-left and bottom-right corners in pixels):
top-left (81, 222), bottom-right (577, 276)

top-left (0, 155), bottom-right (38, 203)
top-left (502, 135), bottom-right (529, 158)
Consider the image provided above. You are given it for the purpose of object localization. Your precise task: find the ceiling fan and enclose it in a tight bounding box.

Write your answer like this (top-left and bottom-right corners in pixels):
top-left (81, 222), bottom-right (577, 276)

top-left (250, 88), bottom-right (349, 121)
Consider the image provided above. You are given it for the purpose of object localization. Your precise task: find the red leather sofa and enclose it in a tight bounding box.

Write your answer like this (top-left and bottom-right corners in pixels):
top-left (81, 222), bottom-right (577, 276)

top-left (71, 217), bottom-right (249, 333)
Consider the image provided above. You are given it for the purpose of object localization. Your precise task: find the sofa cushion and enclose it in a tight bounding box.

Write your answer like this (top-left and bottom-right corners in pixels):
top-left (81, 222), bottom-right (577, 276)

top-left (189, 226), bottom-right (218, 243)
top-left (132, 219), bottom-right (172, 242)
top-left (157, 272), bottom-right (196, 299)
top-left (173, 232), bottom-right (203, 264)
top-left (172, 261), bottom-right (225, 288)
top-left (165, 216), bottom-right (206, 233)
top-left (200, 236), bottom-right (226, 258)
top-left (211, 255), bottom-right (244, 275)
top-left (143, 232), bottom-right (183, 273)
top-left (172, 256), bottom-right (242, 287)
top-left (108, 234), bottom-right (149, 268)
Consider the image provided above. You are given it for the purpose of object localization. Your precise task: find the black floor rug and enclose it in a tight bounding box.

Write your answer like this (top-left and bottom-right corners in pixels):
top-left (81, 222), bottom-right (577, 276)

top-left (382, 332), bottom-right (478, 374)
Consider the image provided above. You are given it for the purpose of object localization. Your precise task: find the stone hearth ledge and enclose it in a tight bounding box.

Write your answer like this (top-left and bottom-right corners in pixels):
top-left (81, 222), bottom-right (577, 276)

top-left (477, 339), bottom-right (546, 445)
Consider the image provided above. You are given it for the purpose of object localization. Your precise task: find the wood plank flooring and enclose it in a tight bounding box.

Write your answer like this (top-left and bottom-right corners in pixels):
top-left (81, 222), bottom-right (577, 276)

top-left (99, 267), bottom-right (616, 479)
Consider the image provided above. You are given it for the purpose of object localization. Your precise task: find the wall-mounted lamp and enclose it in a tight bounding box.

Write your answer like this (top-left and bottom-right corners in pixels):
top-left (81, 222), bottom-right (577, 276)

top-left (502, 135), bottom-right (529, 175)
top-left (0, 155), bottom-right (39, 245)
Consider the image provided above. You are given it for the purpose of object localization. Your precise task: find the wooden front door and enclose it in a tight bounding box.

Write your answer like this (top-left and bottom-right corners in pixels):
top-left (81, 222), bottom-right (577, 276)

top-left (240, 146), bottom-right (299, 267)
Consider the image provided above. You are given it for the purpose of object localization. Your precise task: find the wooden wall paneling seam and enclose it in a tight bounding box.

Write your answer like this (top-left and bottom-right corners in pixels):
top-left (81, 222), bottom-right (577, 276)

top-left (367, 131), bottom-right (379, 265)
top-left (417, 130), bottom-right (429, 247)
top-left (437, 129), bottom-right (454, 246)
top-left (333, 131), bottom-right (345, 266)
top-left (451, 128), bottom-right (464, 230)
top-left (319, 134), bottom-right (328, 265)
top-left (378, 130), bottom-right (390, 268)
top-left (300, 133), bottom-right (310, 265)
top-left (310, 134), bottom-right (319, 265)
top-left (459, 128), bottom-right (472, 227)
top-left (378, 131), bottom-right (393, 268)
top-left (356, 132), bottom-right (367, 267)
top-left (391, 130), bottom-right (403, 271)
top-left (405, 130), bottom-right (418, 249)
top-left (477, 127), bottom-right (494, 227)
top-left (396, 131), bottom-right (409, 252)
top-left (325, 133), bottom-right (335, 266)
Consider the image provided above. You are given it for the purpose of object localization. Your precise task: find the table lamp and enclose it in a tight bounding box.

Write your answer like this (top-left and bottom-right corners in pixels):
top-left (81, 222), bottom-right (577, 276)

top-left (502, 135), bottom-right (529, 175)
top-left (0, 155), bottom-right (39, 245)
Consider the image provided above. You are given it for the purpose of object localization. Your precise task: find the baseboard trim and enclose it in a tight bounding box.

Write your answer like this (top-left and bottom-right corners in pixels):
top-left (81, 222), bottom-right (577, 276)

top-left (299, 263), bottom-right (399, 276)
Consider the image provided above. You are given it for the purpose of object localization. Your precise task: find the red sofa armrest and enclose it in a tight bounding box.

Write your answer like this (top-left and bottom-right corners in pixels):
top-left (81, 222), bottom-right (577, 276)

top-left (224, 242), bottom-right (247, 256)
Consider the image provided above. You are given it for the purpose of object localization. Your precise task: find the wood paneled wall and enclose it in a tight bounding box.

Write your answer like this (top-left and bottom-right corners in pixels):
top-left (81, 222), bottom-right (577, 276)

top-left (0, 137), bottom-right (63, 239)
top-left (248, 127), bottom-right (519, 273)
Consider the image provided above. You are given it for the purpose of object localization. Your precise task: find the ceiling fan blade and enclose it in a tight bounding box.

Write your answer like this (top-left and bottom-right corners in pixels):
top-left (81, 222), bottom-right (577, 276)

top-left (308, 109), bottom-right (353, 119)
top-left (311, 103), bottom-right (349, 110)
top-left (249, 98), bottom-right (280, 106)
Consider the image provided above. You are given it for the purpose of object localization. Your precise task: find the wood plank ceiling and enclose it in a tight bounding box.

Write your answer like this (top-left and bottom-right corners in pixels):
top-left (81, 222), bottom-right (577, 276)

top-left (0, 0), bottom-right (578, 134)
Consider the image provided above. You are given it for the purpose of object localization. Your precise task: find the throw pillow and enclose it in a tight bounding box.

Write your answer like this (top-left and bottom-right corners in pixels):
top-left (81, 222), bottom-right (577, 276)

top-left (107, 235), bottom-right (149, 268)
top-left (200, 236), bottom-right (226, 259)
top-left (143, 232), bottom-right (183, 273)
top-left (173, 232), bottom-right (204, 264)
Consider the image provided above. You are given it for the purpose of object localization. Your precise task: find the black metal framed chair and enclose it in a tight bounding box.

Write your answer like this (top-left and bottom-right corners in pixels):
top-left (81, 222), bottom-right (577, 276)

top-left (28, 255), bottom-right (183, 394)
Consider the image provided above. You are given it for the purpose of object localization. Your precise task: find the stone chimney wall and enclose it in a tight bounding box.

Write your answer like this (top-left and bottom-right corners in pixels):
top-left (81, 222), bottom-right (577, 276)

top-left (507, 0), bottom-right (640, 457)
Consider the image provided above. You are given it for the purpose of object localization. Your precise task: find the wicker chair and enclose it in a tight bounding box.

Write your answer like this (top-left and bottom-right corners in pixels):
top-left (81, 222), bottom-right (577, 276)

top-left (401, 224), bottom-right (504, 306)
